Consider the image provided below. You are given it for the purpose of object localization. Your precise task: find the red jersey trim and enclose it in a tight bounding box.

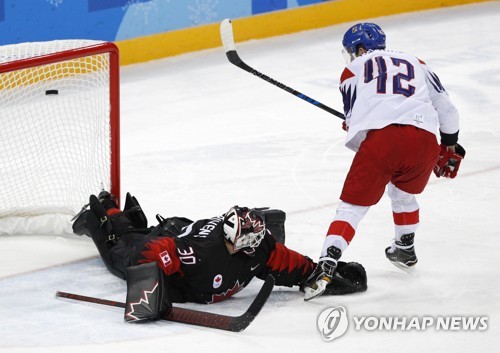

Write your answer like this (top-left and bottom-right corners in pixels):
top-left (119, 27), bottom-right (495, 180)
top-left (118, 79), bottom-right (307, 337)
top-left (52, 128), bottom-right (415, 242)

top-left (340, 68), bottom-right (355, 84)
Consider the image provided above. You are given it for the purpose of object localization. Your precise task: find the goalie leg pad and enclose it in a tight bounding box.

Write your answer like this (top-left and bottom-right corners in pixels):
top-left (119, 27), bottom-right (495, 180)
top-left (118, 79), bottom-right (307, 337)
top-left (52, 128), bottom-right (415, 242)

top-left (125, 262), bottom-right (172, 323)
top-left (72, 209), bottom-right (92, 237)
top-left (72, 195), bottom-right (133, 279)
top-left (123, 192), bottom-right (148, 229)
top-left (150, 215), bottom-right (194, 238)
top-left (72, 195), bottom-right (112, 238)
top-left (92, 193), bottom-right (140, 238)
top-left (75, 193), bottom-right (148, 238)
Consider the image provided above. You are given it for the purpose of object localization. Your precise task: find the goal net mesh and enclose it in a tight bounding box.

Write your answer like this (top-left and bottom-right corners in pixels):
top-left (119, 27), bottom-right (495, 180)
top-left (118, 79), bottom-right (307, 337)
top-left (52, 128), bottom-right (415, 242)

top-left (0, 40), bottom-right (116, 234)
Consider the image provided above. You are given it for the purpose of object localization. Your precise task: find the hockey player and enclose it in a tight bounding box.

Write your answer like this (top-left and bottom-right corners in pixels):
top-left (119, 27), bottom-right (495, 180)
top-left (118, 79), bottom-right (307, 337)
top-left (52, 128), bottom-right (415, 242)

top-left (73, 191), bottom-right (366, 310)
top-left (304, 23), bottom-right (466, 300)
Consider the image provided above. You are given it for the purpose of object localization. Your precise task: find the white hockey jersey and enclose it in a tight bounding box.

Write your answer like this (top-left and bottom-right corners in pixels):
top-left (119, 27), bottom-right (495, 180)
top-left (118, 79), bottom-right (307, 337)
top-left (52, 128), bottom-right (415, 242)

top-left (340, 49), bottom-right (459, 151)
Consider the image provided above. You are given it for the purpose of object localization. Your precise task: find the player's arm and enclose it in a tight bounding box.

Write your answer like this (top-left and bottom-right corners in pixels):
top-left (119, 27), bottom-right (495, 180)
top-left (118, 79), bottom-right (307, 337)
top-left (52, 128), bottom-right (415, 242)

top-left (257, 234), bottom-right (367, 295)
top-left (256, 234), bottom-right (315, 287)
top-left (422, 63), bottom-right (459, 138)
top-left (421, 62), bottom-right (466, 178)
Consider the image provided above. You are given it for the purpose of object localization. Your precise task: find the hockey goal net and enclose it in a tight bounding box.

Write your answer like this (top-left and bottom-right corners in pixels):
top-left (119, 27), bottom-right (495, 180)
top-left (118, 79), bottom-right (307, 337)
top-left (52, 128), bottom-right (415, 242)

top-left (0, 40), bottom-right (120, 234)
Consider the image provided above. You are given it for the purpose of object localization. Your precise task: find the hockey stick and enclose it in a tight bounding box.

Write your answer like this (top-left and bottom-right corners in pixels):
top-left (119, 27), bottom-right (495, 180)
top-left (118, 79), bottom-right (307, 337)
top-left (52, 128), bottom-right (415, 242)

top-left (56, 274), bottom-right (275, 332)
top-left (220, 19), bottom-right (345, 120)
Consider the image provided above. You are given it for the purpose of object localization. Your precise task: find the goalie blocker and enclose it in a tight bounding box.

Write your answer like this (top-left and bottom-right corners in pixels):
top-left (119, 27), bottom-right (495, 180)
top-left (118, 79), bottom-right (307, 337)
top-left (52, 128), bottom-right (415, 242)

top-left (125, 262), bottom-right (171, 323)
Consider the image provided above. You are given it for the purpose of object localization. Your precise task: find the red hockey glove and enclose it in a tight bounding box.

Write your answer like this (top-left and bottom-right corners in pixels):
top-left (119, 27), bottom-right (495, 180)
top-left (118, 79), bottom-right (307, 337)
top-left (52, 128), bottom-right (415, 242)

top-left (433, 143), bottom-right (466, 178)
top-left (342, 121), bottom-right (348, 131)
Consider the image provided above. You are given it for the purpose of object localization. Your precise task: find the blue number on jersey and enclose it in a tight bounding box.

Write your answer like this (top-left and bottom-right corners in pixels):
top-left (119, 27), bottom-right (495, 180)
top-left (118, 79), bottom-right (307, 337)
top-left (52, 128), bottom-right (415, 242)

top-left (364, 56), bottom-right (415, 97)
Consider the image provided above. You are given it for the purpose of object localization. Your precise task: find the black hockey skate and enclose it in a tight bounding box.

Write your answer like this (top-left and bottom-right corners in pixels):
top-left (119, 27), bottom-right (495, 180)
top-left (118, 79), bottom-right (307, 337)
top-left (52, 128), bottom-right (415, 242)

top-left (385, 233), bottom-right (418, 271)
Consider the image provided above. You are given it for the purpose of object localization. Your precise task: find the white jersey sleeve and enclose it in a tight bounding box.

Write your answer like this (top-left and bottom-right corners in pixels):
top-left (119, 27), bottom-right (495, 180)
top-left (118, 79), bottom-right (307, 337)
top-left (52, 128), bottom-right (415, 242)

top-left (420, 61), bottom-right (460, 136)
top-left (339, 50), bottom-right (459, 151)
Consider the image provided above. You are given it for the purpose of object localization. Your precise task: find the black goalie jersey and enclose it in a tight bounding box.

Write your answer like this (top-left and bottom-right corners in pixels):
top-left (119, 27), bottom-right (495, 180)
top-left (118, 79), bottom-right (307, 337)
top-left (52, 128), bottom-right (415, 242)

top-left (120, 215), bottom-right (315, 304)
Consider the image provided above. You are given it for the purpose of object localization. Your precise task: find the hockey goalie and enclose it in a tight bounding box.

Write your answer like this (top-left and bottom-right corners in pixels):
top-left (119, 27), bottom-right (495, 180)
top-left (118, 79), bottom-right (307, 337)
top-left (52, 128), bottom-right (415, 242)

top-left (72, 191), bottom-right (367, 322)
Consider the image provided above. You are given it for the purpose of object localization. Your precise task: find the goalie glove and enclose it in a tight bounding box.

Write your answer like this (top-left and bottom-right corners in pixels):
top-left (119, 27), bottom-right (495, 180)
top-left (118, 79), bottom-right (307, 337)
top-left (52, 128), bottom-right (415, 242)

top-left (323, 261), bottom-right (367, 295)
top-left (433, 143), bottom-right (466, 179)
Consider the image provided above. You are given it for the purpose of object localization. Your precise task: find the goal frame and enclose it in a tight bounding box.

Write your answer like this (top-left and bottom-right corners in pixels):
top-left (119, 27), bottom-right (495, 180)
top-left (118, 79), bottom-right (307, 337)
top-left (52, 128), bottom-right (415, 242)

top-left (0, 41), bottom-right (121, 207)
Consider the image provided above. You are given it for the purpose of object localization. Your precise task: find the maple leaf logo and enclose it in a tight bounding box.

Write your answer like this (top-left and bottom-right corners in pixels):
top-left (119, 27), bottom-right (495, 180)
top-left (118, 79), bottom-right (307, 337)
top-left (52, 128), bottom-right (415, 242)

top-left (208, 280), bottom-right (245, 304)
top-left (125, 281), bottom-right (159, 322)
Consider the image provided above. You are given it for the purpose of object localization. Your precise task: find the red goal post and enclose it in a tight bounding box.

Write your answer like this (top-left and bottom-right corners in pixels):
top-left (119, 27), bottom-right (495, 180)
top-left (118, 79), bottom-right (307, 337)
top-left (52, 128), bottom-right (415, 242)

top-left (0, 40), bottom-right (120, 234)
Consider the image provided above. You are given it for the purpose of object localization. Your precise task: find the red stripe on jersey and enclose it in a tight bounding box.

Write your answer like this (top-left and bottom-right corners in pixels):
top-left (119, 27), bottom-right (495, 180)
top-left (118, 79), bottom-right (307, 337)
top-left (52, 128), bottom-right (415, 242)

top-left (139, 237), bottom-right (182, 276)
top-left (418, 58), bottom-right (426, 65)
top-left (392, 210), bottom-right (419, 226)
top-left (340, 68), bottom-right (355, 84)
top-left (266, 243), bottom-right (314, 275)
top-left (326, 220), bottom-right (355, 244)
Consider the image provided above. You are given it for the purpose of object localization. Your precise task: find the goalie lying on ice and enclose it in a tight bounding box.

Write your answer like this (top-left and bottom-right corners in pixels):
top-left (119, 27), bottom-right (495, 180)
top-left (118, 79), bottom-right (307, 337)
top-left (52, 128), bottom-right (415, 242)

top-left (73, 191), bottom-right (367, 307)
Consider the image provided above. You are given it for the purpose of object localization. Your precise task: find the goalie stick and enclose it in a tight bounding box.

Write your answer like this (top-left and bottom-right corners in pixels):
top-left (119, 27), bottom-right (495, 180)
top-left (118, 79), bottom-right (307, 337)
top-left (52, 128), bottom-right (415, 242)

top-left (56, 274), bottom-right (275, 332)
top-left (220, 18), bottom-right (345, 120)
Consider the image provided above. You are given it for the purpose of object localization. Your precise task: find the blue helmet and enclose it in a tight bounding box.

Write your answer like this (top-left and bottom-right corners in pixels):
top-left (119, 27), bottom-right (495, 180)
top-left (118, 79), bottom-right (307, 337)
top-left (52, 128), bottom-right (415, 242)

top-left (342, 23), bottom-right (386, 55)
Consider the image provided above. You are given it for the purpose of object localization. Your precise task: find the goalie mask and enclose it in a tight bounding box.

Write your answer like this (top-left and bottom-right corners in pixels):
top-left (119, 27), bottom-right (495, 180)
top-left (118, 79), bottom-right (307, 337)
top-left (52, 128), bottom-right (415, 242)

top-left (223, 206), bottom-right (266, 253)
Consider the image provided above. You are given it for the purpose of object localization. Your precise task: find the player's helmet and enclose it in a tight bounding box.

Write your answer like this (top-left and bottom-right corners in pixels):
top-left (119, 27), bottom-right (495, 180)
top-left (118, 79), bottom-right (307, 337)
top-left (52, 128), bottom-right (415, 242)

top-left (342, 23), bottom-right (386, 61)
top-left (223, 206), bottom-right (266, 253)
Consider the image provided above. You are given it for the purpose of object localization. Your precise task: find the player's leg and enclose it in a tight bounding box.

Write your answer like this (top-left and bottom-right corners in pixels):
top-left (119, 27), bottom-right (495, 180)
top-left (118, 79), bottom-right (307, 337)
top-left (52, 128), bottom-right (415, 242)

top-left (385, 183), bottom-right (419, 268)
top-left (303, 202), bottom-right (369, 299)
top-left (305, 135), bottom-right (392, 300)
top-left (385, 126), bottom-right (439, 269)
top-left (72, 192), bottom-right (150, 278)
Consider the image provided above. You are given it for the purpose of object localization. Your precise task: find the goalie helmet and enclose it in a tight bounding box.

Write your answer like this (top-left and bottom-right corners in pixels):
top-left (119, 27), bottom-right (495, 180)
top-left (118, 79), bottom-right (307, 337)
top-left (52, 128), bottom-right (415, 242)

top-left (342, 23), bottom-right (386, 62)
top-left (223, 206), bottom-right (266, 253)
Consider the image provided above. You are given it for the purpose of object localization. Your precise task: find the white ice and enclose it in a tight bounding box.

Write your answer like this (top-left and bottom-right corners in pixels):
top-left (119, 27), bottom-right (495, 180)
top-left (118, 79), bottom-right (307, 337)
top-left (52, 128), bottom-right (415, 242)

top-left (1, 2), bottom-right (499, 352)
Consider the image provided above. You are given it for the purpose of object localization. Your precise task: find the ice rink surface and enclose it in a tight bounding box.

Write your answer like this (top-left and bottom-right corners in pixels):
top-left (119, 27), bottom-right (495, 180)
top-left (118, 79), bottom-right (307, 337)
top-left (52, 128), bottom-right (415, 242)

top-left (1, 2), bottom-right (500, 352)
